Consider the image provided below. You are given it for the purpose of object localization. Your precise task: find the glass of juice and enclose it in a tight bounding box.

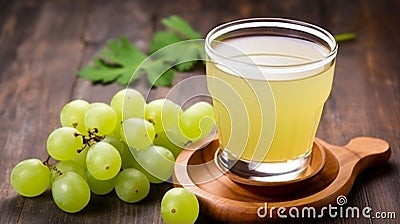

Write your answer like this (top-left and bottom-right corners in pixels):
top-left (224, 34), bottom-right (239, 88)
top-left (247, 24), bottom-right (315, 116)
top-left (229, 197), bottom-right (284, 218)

top-left (205, 18), bottom-right (337, 182)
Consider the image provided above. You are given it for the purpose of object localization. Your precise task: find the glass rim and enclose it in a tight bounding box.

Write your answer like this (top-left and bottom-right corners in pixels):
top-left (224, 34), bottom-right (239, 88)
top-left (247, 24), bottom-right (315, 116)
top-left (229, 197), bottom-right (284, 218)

top-left (205, 17), bottom-right (338, 72)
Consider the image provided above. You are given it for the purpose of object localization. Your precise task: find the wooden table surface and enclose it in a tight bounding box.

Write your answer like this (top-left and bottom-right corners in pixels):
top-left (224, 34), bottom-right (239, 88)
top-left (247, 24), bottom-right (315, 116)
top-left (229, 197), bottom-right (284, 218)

top-left (1, 0), bottom-right (399, 223)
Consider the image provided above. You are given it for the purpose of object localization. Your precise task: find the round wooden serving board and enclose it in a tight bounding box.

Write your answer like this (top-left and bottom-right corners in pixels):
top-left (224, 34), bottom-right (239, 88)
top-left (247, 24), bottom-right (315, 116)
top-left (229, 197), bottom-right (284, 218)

top-left (173, 136), bottom-right (390, 223)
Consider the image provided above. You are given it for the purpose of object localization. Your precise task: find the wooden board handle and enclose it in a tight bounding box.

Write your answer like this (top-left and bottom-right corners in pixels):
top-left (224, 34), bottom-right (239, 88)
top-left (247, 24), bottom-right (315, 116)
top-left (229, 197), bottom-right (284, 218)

top-left (321, 137), bottom-right (391, 175)
top-left (345, 137), bottom-right (390, 156)
top-left (303, 137), bottom-right (392, 209)
top-left (274, 137), bottom-right (391, 208)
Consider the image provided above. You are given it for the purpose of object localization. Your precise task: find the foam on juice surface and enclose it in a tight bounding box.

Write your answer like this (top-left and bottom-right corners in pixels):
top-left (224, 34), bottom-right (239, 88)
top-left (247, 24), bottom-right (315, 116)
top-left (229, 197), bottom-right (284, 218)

top-left (209, 36), bottom-right (331, 81)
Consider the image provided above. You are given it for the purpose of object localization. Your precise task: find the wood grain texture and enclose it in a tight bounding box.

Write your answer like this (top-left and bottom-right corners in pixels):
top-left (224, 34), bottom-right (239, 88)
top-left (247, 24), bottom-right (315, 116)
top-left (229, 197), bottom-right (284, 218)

top-left (0, 0), bottom-right (399, 223)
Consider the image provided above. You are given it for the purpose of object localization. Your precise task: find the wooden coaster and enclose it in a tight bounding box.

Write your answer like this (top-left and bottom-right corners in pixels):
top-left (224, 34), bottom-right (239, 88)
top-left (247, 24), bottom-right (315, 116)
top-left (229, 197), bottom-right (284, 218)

top-left (219, 140), bottom-right (326, 190)
top-left (173, 136), bottom-right (390, 223)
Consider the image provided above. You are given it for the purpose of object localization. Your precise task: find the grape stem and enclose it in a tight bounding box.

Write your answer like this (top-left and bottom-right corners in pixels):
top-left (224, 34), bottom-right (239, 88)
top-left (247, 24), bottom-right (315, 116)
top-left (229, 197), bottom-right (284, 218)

top-left (51, 166), bottom-right (63, 176)
top-left (76, 128), bottom-right (105, 153)
top-left (42, 155), bottom-right (63, 176)
top-left (42, 155), bottom-right (51, 166)
top-left (334, 32), bottom-right (356, 42)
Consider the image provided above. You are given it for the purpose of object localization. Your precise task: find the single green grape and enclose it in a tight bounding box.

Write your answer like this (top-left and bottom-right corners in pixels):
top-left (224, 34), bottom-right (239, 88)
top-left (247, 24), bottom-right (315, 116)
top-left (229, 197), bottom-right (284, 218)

top-left (89, 102), bottom-right (109, 108)
top-left (180, 101), bottom-right (215, 141)
top-left (120, 118), bottom-right (155, 150)
top-left (153, 130), bottom-right (184, 159)
top-left (165, 125), bottom-right (191, 148)
top-left (108, 125), bottom-right (122, 139)
top-left (132, 145), bottom-right (175, 183)
top-left (114, 168), bottom-right (150, 203)
top-left (52, 171), bottom-right (90, 213)
top-left (46, 127), bottom-right (83, 161)
top-left (110, 88), bottom-right (146, 121)
top-left (86, 170), bottom-right (115, 195)
top-left (86, 142), bottom-right (121, 180)
top-left (51, 160), bottom-right (86, 183)
top-left (145, 99), bottom-right (182, 133)
top-left (10, 158), bottom-right (50, 197)
top-left (60, 99), bottom-right (90, 133)
top-left (161, 188), bottom-right (199, 224)
top-left (84, 103), bottom-right (118, 135)
top-left (103, 136), bottom-right (136, 169)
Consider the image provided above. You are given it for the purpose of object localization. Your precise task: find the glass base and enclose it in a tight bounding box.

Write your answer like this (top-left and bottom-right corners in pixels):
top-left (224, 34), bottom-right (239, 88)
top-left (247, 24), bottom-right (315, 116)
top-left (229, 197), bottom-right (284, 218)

top-left (215, 148), bottom-right (311, 183)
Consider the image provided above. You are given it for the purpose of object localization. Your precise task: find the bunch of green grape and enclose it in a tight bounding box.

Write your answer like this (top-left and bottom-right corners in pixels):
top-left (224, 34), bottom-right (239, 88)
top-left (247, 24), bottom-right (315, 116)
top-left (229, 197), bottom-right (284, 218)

top-left (10, 88), bottom-right (213, 223)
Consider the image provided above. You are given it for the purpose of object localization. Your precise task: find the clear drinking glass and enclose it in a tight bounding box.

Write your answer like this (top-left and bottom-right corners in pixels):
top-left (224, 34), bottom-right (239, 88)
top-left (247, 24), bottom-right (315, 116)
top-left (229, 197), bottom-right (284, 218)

top-left (205, 18), bottom-right (337, 182)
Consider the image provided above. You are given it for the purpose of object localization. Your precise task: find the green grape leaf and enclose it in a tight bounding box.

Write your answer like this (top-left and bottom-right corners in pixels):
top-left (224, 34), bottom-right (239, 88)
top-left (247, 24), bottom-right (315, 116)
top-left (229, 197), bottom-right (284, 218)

top-left (141, 59), bottom-right (175, 87)
top-left (149, 31), bottom-right (183, 54)
top-left (78, 36), bottom-right (146, 85)
top-left (149, 15), bottom-right (204, 72)
top-left (157, 40), bottom-right (205, 72)
top-left (78, 36), bottom-right (174, 87)
top-left (161, 15), bottom-right (201, 39)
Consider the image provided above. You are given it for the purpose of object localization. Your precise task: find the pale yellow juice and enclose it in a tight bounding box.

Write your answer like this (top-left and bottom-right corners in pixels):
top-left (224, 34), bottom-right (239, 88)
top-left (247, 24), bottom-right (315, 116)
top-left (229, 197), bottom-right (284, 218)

top-left (206, 36), bottom-right (335, 162)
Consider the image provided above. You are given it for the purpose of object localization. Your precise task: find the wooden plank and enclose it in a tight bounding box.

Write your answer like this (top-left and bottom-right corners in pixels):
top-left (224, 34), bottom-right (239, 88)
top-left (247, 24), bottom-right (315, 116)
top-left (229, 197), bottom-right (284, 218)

top-left (0, 0), bottom-right (42, 85)
top-left (0, 0), bottom-right (89, 223)
top-left (215, 0), bottom-right (321, 25)
top-left (317, 0), bottom-right (400, 223)
top-left (0, 1), bottom-right (56, 224)
top-left (71, 0), bottom-right (156, 103)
